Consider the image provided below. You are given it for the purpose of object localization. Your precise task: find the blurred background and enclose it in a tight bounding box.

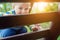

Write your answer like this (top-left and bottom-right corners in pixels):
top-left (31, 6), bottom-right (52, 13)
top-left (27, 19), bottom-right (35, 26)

top-left (0, 2), bottom-right (58, 14)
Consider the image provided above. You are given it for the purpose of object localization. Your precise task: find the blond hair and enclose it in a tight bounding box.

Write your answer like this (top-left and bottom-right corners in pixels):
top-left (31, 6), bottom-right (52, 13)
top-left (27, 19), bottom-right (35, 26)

top-left (12, 2), bottom-right (31, 9)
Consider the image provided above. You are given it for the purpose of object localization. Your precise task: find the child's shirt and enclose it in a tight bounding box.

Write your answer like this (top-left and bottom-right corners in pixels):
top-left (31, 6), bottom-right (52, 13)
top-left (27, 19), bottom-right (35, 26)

top-left (6, 10), bottom-right (15, 14)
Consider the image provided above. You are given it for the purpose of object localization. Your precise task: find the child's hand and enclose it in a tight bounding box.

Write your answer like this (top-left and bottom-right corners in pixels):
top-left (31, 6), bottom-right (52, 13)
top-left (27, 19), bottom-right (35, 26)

top-left (30, 24), bottom-right (41, 31)
top-left (32, 27), bottom-right (39, 31)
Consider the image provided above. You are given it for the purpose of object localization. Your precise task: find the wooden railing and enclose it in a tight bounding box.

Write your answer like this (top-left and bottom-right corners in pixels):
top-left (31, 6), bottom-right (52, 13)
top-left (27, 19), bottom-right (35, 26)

top-left (0, 0), bottom-right (60, 40)
top-left (0, 12), bottom-right (59, 40)
top-left (0, 12), bottom-right (57, 29)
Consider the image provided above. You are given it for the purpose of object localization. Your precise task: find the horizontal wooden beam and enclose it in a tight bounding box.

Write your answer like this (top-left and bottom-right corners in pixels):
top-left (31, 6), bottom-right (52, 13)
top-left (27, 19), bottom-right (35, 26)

top-left (0, 0), bottom-right (60, 2)
top-left (0, 12), bottom-right (58, 29)
top-left (0, 12), bottom-right (57, 28)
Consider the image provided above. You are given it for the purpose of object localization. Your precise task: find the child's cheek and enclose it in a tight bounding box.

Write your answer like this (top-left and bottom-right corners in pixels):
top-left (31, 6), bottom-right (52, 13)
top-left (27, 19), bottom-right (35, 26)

top-left (26, 10), bottom-right (30, 13)
top-left (16, 10), bottom-right (21, 14)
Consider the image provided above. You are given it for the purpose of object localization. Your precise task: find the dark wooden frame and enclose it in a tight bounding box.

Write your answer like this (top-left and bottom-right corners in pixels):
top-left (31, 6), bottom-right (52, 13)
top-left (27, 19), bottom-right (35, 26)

top-left (0, 1), bottom-right (60, 40)
top-left (0, 12), bottom-right (60, 40)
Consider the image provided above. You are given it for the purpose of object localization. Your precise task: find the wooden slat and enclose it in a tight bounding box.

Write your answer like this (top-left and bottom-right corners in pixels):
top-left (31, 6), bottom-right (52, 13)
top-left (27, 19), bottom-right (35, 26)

top-left (0, 0), bottom-right (60, 2)
top-left (1, 30), bottom-right (50, 40)
top-left (0, 12), bottom-right (57, 29)
top-left (47, 12), bottom-right (60, 40)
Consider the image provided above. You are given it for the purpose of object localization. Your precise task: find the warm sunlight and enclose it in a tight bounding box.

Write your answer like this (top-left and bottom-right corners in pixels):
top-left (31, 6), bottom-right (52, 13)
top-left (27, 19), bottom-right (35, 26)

top-left (37, 2), bottom-right (48, 12)
top-left (31, 2), bottom-right (58, 13)
top-left (31, 2), bottom-right (48, 13)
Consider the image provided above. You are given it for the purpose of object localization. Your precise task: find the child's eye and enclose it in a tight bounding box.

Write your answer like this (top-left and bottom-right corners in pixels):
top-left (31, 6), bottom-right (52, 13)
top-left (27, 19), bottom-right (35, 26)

top-left (19, 8), bottom-right (22, 10)
top-left (25, 8), bottom-right (29, 10)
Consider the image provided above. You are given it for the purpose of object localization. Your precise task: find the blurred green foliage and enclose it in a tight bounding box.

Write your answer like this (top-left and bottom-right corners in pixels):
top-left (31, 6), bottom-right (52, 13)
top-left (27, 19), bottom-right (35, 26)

top-left (0, 3), bottom-right (12, 13)
top-left (31, 2), bottom-right (58, 13)
top-left (0, 2), bottom-right (58, 13)
top-left (44, 3), bottom-right (58, 12)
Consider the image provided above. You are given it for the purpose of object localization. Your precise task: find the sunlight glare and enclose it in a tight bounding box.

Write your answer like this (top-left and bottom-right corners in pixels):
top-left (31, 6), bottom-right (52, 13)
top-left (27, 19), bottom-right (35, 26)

top-left (37, 2), bottom-right (48, 12)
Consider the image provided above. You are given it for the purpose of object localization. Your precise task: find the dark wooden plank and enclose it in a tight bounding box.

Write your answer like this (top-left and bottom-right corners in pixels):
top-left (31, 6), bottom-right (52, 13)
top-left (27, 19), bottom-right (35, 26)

top-left (0, 0), bottom-right (59, 2)
top-left (1, 30), bottom-right (50, 40)
top-left (0, 12), bottom-right (58, 29)
top-left (43, 12), bottom-right (60, 40)
top-left (47, 12), bottom-right (60, 40)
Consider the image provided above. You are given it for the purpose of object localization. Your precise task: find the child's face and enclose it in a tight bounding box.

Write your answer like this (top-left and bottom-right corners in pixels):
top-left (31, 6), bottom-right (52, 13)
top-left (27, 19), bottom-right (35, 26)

top-left (14, 3), bottom-right (31, 15)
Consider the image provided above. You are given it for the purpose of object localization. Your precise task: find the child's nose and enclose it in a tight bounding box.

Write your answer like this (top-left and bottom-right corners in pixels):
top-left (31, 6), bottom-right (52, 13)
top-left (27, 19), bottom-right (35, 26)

top-left (21, 9), bottom-right (25, 14)
top-left (20, 9), bottom-right (28, 15)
